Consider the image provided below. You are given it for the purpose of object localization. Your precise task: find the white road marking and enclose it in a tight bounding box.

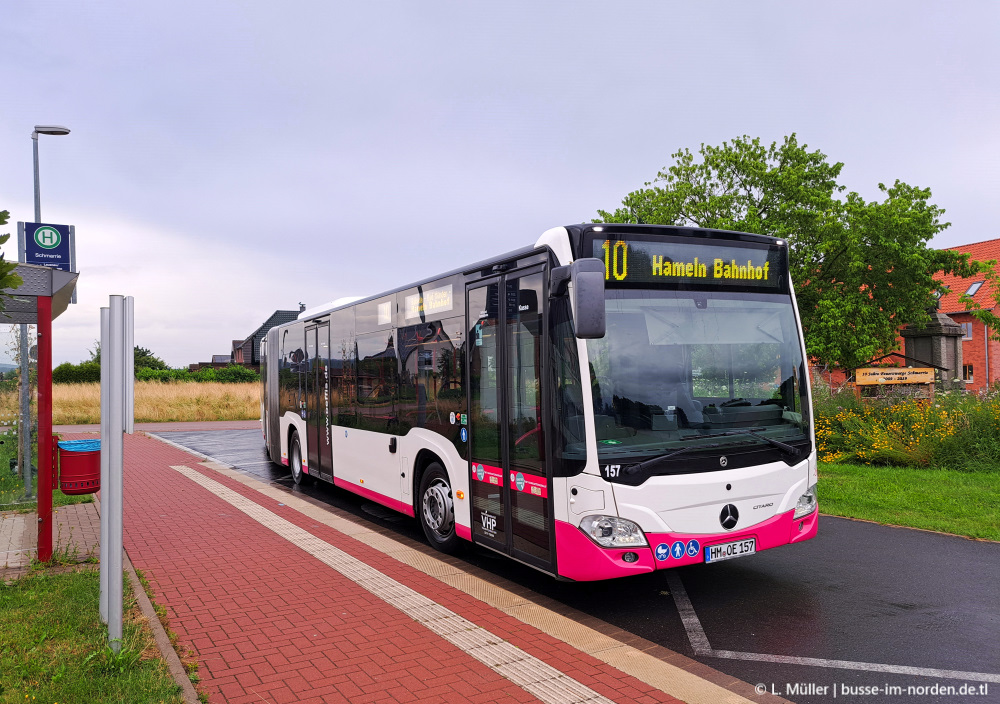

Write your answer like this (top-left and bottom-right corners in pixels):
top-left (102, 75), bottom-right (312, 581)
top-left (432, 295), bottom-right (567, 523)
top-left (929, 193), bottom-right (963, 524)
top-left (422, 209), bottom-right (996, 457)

top-left (171, 465), bottom-right (617, 704)
top-left (663, 572), bottom-right (711, 656)
top-left (666, 570), bottom-right (1000, 684)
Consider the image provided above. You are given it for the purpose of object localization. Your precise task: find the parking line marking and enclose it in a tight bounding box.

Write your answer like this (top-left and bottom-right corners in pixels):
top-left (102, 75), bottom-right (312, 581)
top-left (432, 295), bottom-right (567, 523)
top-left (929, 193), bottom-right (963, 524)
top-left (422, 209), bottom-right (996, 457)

top-left (667, 570), bottom-right (1000, 684)
top-left (712, 650), bottom-right (1000, 683)
top-left (664, 572), bottom-right (711, 656)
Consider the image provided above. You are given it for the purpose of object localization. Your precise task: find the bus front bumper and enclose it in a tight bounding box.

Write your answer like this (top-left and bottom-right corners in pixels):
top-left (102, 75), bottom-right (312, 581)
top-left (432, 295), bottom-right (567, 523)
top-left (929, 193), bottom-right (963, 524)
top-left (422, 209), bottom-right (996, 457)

top-left (555, 506), bottom-right (818, 581)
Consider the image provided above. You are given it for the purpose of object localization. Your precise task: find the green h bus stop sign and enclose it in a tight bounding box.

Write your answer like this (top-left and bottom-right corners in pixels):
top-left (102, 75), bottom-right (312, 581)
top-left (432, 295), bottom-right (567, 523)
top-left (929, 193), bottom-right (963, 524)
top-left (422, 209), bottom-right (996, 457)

top-left (18, 221), bottom-right (76, 303)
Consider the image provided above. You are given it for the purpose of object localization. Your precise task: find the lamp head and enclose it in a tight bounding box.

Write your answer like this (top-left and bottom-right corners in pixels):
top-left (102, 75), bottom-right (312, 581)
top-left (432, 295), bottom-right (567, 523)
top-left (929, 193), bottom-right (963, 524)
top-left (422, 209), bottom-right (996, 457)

top-left (33, 125), bottom-right (71, 137)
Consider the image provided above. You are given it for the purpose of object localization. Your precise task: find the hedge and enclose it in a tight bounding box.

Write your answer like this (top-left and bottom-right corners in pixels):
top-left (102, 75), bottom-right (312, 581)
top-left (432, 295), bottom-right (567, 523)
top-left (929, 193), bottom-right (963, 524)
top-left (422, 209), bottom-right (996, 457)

top-left (53, 361), bottom-right (101, 384)
top-left (53, 363), bottom-right (259, 384)
top-left (136, 366), bottom-right (260, 383)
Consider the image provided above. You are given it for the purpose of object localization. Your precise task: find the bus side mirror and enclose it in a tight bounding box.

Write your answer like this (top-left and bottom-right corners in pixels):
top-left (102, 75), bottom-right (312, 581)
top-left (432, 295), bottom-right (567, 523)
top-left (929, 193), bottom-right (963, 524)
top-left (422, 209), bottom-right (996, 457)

top-left (571, 258), bottom-right (606, 339)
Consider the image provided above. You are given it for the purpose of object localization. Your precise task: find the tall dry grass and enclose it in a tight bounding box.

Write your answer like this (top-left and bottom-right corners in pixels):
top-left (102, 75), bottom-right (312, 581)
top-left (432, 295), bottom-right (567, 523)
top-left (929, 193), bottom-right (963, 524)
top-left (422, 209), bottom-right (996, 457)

top-left (0, 381), bottom-right (260, 424)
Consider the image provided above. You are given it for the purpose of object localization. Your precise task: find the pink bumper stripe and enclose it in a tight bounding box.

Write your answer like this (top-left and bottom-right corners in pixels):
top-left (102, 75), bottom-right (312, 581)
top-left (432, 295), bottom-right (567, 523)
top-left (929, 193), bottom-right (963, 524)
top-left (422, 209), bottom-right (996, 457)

top-left (555, 506), bottom-right (819, 581)
top-left (333, 477), bottom-right (416, 518)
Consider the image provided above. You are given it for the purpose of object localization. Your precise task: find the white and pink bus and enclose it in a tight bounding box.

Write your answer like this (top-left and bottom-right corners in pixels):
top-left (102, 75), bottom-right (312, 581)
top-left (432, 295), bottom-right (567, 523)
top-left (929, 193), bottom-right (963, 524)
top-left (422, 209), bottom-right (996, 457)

top-left (261, 224), bottom-right (818, 580)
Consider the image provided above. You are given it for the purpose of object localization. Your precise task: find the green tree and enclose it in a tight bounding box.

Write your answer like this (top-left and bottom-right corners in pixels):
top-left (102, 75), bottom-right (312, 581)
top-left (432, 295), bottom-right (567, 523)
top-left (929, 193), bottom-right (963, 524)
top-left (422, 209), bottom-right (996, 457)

top-left (133, 346), bottom-right (168, 372)
top-left (86, 342), bottom-right (169, 372)
top-left (0, 210), bottom-right (24, 310)
top-left (597, 135), bottom-right (992, 371)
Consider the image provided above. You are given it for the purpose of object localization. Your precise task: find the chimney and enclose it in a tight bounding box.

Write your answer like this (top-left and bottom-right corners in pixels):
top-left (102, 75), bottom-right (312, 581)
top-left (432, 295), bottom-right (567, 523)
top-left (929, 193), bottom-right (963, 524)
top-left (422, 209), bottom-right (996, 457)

top-left (298, 302), bottom-right (306, 313)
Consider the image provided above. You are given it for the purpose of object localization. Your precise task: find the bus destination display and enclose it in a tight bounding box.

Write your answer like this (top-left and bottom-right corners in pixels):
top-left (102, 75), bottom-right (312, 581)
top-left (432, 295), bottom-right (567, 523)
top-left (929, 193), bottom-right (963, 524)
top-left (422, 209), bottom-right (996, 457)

top-left (594, 238), bottom-right (785, 291)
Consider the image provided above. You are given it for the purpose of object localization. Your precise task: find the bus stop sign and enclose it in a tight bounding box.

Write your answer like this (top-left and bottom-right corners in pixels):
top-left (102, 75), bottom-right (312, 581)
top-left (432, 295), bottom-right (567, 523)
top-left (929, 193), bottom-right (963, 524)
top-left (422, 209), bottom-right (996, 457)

top-left (19, 222), bottom-right (74, 272)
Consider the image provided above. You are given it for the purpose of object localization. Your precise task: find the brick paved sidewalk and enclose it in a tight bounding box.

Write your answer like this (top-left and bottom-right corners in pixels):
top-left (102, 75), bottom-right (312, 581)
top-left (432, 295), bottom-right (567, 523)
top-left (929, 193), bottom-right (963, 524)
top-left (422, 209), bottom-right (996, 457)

top-left (73, 431), bottom-right (762, 704)
top-left (1, 500), bottom-right (100, 577)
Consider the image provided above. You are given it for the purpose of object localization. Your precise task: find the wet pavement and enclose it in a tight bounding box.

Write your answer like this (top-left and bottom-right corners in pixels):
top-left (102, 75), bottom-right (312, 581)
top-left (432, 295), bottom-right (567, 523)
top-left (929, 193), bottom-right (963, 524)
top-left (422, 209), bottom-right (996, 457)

top-left (152, 429), bottom-right (1000, 703)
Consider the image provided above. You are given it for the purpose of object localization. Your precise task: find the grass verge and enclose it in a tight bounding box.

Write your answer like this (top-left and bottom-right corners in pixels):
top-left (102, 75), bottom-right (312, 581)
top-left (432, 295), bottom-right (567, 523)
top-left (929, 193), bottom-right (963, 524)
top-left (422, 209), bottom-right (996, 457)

top-left (818, 462), bottom-right (1000, 541)
top-left (0, 567), bottom-right (183, 703)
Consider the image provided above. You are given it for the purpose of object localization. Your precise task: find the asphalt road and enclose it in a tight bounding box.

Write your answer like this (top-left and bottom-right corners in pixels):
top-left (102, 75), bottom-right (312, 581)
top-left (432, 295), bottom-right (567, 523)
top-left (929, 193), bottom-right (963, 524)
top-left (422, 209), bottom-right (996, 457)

top-left (153, 429), bottom-right (1000, 704)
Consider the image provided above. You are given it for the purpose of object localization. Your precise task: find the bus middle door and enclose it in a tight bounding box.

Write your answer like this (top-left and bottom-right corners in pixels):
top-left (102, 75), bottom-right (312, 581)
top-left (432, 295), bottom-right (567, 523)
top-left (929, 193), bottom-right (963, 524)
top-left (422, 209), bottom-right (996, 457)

top-left (305, 323), bottom-right (334, 482)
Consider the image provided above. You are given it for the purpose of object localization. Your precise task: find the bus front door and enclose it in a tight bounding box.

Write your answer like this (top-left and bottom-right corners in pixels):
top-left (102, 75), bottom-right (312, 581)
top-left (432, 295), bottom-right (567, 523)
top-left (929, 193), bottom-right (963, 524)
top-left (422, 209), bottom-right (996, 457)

top-left (468, 268), bottom-right (554, 573)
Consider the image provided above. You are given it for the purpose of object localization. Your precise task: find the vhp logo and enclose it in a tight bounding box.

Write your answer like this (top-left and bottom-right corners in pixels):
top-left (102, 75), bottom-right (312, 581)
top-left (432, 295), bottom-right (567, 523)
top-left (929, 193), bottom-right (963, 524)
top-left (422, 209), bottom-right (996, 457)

top-left (480, 512), bottom-right (496, 533)
top-left (33, 226), bottom-right (62, 250)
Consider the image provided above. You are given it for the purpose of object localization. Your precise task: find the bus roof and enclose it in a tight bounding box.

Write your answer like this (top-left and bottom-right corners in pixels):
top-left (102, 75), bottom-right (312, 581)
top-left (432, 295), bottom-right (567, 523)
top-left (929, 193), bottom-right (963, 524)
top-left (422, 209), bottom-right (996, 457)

top-left (290, 242), bottom-right (543, 324)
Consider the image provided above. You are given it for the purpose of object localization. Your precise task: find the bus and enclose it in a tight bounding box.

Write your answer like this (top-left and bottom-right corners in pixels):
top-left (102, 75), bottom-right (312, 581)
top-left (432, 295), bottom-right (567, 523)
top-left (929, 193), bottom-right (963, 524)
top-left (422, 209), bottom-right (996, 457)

top-left (260, 224), bottom-right (818, 580)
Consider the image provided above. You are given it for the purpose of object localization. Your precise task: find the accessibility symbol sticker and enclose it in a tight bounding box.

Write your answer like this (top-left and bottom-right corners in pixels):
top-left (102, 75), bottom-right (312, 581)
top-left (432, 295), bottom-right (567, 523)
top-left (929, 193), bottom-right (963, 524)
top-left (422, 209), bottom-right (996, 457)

top-left (671, 541), bottom-right (685, 559)
top-left (460, 428), bottom-right (468, 443)
top-left (655, 543), bottom-right (670, 561)
top-left (686, 539), bottom-right (700, 557)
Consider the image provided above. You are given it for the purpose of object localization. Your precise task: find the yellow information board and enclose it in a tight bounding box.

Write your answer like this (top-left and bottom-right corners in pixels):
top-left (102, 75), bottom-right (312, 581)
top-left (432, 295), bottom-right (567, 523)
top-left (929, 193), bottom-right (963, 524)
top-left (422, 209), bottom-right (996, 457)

top-left (855, 368), bottom-right (935, 386)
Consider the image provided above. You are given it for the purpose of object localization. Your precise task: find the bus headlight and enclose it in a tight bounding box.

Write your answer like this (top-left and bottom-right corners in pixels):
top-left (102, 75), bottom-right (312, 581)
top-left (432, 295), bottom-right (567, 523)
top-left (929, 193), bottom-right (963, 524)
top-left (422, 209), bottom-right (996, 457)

top-left (579, 515), bottom-right (647, 548)
top-left (793, 484), bottom-right (817, 519)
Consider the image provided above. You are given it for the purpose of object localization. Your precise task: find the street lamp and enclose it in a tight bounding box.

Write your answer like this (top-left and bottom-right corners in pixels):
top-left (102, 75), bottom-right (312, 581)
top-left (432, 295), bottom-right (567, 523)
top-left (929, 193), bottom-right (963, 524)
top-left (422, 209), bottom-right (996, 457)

top-left (21, 124), bottom-right (71, 498)
top-left (32, 125), bottom-right (71, 221)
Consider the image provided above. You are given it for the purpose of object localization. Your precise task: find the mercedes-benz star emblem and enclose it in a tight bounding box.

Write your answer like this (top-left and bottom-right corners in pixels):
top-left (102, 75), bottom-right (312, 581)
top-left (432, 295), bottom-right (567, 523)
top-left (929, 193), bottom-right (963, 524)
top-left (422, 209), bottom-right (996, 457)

top-left (720, 504), bottom-right (739, 530)
top-left (719, 456), bottom-right (728, 467)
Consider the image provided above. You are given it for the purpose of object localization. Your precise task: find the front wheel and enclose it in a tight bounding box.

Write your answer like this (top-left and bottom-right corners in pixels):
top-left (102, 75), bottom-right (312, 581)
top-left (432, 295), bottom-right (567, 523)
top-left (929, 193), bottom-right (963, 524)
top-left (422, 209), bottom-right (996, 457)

top-left (289, 432), bottom-right (304, 485)
top-left (418, 463), bottom-right (460, 554)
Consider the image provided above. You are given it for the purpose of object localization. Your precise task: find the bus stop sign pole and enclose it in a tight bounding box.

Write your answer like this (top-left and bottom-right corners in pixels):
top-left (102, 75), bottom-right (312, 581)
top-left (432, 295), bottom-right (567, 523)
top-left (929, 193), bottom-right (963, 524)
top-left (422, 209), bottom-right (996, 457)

top-left (36, 295), bottom-right (52, 562)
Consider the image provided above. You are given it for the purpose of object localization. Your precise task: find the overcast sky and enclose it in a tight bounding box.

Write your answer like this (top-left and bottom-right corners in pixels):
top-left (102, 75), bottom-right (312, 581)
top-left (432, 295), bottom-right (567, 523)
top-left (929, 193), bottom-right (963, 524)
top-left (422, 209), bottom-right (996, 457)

top-left (2, 1), bottom-right (998, 367)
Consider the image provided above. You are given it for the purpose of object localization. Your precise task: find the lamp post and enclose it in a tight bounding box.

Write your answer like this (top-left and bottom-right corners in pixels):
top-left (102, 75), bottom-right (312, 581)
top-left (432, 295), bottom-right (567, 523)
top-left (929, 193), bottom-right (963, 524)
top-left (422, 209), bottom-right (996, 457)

top-left (32, 125), bottom-right (71, 222)
top-left (20, 125), bottom-right (70, 498)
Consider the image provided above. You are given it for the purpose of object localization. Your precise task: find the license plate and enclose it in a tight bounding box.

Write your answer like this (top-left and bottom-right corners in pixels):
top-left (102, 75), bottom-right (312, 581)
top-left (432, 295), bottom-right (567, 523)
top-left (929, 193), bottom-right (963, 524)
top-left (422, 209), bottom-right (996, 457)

top-left (705, 538), bottom-right (756, 563)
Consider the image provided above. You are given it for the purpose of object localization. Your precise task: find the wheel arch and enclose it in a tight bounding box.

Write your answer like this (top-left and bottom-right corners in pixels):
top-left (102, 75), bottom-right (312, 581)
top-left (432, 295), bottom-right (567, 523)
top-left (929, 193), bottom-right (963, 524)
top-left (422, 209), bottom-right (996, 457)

top-left (412, 448), bottom-right (446, 502)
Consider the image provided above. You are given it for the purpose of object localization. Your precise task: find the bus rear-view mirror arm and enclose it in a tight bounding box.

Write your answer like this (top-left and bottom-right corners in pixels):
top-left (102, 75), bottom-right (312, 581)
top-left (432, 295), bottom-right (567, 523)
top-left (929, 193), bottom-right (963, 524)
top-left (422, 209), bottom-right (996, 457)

top-left (550, 258), bottom-right (606, 339)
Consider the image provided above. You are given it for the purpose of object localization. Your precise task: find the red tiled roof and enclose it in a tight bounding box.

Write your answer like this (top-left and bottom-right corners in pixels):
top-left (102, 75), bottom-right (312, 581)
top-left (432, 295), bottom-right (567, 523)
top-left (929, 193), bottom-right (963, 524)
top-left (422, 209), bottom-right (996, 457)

top-left (936, 238), bottom-right (1000, 314)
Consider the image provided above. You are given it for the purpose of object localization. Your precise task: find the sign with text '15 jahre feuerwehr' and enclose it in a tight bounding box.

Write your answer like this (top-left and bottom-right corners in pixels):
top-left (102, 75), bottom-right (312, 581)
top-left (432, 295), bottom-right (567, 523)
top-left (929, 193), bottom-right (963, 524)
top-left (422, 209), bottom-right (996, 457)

top-left (20, 222), bottom-right (74, 272)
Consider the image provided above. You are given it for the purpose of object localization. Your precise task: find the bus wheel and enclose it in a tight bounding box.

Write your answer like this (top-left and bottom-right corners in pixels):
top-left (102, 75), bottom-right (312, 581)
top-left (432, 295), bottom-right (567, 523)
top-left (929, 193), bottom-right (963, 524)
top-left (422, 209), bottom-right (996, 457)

top-left (289, 432), bottom-right (304, 485)
top-left (418, 463), bottom-right (459, 554)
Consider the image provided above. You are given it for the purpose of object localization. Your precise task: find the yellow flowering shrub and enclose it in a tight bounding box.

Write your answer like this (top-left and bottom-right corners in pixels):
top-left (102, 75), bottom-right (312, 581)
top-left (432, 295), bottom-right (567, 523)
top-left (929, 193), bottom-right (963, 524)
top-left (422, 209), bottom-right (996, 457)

top-left (813, 382), bottom-right (1000, 469)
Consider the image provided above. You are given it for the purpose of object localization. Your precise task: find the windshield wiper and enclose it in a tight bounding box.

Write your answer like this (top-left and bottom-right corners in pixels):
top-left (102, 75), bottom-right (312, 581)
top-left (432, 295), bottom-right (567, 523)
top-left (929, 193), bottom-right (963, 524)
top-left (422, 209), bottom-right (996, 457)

top-left (681, 427), bottom-right (799, 455)
top-left (621, 430), bottom-right (802, 477)
top-left (623, 441), bottom-right (748, 475)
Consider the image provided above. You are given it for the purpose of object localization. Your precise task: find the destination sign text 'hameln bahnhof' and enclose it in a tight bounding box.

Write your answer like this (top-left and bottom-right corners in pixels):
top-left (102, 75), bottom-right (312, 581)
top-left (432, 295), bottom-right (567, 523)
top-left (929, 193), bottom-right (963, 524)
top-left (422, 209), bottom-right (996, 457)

top-left (593, 238), bottom-right (785, 291)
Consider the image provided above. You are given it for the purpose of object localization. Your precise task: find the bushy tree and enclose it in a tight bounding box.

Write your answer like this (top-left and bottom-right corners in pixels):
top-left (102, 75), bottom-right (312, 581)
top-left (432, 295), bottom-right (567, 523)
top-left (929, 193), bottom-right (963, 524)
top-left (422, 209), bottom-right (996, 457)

top-left (134, 346), bottom-right (168, 371)
top-left (87, 342), bottom-right (169, 372)
top-left (597, 135), bottom-right (993, 370)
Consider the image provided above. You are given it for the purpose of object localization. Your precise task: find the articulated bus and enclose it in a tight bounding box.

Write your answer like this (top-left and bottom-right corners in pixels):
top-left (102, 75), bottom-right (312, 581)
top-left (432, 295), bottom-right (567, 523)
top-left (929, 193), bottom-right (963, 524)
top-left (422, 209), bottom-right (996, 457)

top-left (260, 224), bottom-right (818, 580)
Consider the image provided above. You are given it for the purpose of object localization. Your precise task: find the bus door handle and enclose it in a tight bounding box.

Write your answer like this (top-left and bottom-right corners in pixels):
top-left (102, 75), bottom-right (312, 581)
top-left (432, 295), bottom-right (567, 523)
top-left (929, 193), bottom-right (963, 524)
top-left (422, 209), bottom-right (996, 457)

top-left (389, 437), bottom-right (397, 454)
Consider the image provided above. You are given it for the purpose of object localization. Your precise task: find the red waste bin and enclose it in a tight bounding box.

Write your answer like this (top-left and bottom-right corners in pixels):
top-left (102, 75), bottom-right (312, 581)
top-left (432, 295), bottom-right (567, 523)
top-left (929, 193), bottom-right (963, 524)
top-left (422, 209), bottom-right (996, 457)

top-left (58, 439), bottom-right (101, 495)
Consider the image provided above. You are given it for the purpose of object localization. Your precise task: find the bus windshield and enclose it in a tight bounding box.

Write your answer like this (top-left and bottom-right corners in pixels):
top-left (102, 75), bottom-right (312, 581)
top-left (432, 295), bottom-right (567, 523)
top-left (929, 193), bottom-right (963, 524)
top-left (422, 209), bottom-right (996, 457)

top-left (584, 288), bottom-right (810, 473)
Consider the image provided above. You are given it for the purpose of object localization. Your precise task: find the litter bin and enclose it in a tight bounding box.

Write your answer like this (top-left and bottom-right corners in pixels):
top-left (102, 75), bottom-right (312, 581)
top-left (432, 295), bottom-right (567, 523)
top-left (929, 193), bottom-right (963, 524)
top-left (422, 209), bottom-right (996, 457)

top-left (58, 439), bottom-right (101, 495)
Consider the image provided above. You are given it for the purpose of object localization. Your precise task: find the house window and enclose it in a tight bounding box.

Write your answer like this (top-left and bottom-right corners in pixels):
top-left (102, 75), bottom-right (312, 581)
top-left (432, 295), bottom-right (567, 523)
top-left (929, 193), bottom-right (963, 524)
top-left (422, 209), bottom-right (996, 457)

top-left (963, 364), bottom-right (974, 382)
top-left (964, 281), bottom-right (984, 297)
top-left (960, 322), bottom-right (973, 340)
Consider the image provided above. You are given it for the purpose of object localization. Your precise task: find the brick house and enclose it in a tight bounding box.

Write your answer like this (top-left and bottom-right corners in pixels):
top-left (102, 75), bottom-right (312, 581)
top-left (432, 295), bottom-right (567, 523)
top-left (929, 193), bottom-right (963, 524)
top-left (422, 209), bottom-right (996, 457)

top-left (229, 308), bottom-right (302, 371)
top-left (189, 308), bottom-right (303, 372)
top-left (934, 238), bottom-right (1000, 392)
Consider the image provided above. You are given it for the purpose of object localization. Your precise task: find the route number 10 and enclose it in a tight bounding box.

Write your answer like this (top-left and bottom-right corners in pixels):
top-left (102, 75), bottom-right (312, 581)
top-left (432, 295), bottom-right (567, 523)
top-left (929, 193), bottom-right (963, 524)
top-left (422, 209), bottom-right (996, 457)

top-left (602, 240), bottom-right (628, 281)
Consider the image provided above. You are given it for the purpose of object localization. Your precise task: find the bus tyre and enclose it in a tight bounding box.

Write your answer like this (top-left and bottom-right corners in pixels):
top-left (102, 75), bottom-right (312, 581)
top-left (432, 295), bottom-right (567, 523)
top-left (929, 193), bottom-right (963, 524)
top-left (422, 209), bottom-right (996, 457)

top-left (418, 463), bottom-right (460, 554)
top-left (289, 432), bottom-right (304, 485)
